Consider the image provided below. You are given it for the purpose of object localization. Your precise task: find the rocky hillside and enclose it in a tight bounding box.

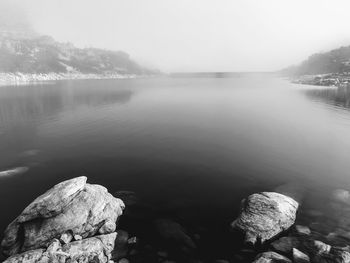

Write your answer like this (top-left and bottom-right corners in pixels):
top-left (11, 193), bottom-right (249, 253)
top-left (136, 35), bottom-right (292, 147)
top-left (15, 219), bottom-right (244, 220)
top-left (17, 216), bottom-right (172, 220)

top-left (0, 30), bottom-right (156, 75)
top-left (282, 46), bottom-right (350, 76)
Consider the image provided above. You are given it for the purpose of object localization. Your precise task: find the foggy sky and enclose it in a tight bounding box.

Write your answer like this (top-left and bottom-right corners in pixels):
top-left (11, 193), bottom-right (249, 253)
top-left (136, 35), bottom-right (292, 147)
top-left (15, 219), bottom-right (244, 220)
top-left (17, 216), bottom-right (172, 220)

top-left (2, 0), bottom-right (350, 72)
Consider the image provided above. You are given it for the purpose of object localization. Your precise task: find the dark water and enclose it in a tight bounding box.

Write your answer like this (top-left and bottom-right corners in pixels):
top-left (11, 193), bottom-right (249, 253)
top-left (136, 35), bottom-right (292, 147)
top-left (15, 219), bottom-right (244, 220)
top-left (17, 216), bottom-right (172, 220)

top-left (1, 76), bottom-right (350, 261)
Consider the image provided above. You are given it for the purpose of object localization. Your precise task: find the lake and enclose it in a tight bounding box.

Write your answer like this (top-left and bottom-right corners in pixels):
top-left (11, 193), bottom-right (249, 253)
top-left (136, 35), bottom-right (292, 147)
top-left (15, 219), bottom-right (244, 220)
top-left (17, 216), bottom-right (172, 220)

top-left (1, 75), bottom-right (350, 260)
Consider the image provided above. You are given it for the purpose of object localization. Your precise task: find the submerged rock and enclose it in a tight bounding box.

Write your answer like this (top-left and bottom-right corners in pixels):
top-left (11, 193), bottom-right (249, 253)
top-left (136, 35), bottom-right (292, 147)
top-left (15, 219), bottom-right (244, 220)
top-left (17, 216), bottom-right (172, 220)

top-left (1, 176), bottom-right (125, 256)
top-left (293, 248), bottom-right (310, 263)
top-left (313, 247), bottom-right (350, 263)
top-left (3, 232), bottom-right (117, 263)
top-left (19, 149), bottom-right (41, 157)
top-left (0, 167), bottom-right (29, 177)
top-left (331, 189), bottom-right (350, 205)
top-left (295, 225), bottom-right (311, 236)
top-left (303, 239), bottom-right (331, 256)
top-left (231, 192), bottom-right (298, 244)
top-left (271, 236), bottom-right (300, 254)
top-left (252, 251), bottom-right (292, 263)
top-left (154, 219), bottom-right (196, 249)
top-left (112, 230), bottom-right (129, 260)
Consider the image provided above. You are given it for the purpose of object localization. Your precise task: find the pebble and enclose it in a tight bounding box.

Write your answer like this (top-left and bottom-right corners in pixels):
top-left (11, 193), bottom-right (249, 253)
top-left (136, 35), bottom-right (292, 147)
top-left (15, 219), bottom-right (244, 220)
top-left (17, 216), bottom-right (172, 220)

top-left (60, 231), bottom-right (73, 244)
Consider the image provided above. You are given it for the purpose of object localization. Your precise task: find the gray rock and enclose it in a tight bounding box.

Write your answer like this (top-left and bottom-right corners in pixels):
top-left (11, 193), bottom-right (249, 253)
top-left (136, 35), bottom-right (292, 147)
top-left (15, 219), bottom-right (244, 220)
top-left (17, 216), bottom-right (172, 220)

top-left (252, 251), bottom-right (292, 263)
top-left (332, 249), bottom-right (350, 263)
top-left (60, 231), bottom-right (73, 244)
top-left (301, 240), bottom-right (350, 262)
top-left (295, 225), bottom-right (311, 236)
top-left (271, 236), bottom-right (299, 254)
top-left (3, 232), bottom-right (117, 263)
top-left (1, 176), bottom-right (125, 256)
top-left (20, 176), bottom-right (87, 222)
top-left (231, 192), bottom-right (299, 244)
top-left (309, 222), bottom-right (333, 235)
top-left (2, 248), bottom-right (47, 263)
top-left (154, 219), bottom-right (196, 249)
top-left (74, 234), bottom-right (82, 241)
top-left (293, 248), bottom-right (310, 263)
top-left (99, 220), bottom-right (117, 235)
top-left (313, 248), bottom-right (350, 263)
top-left (310, 240), bottom-right (331, 255)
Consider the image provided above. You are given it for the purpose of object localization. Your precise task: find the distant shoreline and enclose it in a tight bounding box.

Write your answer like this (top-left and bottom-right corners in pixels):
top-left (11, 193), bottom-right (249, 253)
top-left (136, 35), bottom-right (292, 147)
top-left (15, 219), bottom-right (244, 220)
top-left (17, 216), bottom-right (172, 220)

top-left (291, 73), bottom-right (350, 87)
top-left (0, 72), bottom-right (140, 86)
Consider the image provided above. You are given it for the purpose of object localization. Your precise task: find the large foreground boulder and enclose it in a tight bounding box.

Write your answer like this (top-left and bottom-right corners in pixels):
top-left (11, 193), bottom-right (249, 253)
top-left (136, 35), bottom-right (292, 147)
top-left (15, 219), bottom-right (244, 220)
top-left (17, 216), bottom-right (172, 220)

top-left (1, 176), bottom-right (125, 256)
top-left (231, 192), bottom-right (298, 244)
top-left (3, 232), bottom-right (116, 263)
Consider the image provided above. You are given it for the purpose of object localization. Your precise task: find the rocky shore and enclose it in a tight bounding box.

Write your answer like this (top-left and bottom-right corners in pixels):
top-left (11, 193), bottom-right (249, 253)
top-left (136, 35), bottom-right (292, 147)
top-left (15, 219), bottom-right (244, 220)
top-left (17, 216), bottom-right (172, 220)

top-left (292, 73), bottom-right (350, 87)
top-left (0, 72), bottom-right (138, 86)
top-left (2, 177), bottom-right (350, 262)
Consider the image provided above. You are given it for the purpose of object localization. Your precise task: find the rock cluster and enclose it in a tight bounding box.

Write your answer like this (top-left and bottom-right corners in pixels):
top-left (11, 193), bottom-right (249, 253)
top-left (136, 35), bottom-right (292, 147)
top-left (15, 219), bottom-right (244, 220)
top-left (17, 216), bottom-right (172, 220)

top-left (244, 188), bottom-right (350, 263)
top-left (231, 192), bottom-right (299, 245)
top-left (4, 233), bottom-right (117, 263)
top-left (4, 176), bottom-right (350, 263)
top-left (1, 176), bottom-right (125, 263)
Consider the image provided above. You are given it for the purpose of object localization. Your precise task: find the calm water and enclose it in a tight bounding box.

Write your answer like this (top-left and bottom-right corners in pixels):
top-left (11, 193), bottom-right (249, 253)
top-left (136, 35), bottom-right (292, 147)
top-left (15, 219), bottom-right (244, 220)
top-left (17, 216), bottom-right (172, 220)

top-left (1, 75), bottom-right (350, 259)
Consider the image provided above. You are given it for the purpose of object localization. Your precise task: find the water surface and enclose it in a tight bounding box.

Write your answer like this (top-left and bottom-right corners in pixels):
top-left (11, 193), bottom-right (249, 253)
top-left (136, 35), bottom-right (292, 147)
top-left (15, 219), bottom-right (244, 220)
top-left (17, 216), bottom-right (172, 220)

top-left (1, 76), bottom-right (350, 260)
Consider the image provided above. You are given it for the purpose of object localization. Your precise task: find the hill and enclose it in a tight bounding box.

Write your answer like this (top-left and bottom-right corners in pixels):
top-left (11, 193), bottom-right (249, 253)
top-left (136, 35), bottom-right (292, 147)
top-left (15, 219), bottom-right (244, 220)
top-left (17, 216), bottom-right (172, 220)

top-left (283, 46), bottom-right (350, 77)
top-left (0, 30), bottom-right (157, 76)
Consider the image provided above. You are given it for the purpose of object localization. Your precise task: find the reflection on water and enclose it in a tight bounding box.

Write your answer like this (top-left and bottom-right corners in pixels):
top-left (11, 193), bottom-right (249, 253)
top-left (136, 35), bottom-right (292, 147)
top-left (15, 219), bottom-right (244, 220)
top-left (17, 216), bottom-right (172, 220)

top-left (0, 79), bottom-right (134, 170)
top-left (0, 81), bottom-right (133, 130)
top-left (304, 86), bottom-right (350, 109)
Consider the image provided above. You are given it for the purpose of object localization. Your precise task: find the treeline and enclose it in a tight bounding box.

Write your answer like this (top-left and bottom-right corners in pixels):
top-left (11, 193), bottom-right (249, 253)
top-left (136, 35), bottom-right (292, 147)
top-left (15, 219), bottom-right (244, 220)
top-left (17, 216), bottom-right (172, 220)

top-left (282, 46), bottom-right (350, 76)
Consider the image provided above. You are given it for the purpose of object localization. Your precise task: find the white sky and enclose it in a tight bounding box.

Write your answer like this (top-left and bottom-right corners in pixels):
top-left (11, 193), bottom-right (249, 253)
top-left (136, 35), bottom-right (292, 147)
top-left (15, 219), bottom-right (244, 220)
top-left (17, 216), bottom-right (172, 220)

top-left (4, 0), bottom-right (350, 72)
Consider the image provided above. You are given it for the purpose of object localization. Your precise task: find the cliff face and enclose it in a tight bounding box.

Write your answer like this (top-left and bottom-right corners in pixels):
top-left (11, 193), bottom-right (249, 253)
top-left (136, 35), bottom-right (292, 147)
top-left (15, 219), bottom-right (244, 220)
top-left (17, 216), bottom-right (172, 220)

top-left (0, 31), bottom-right (155, 75)
top-left (283, 46), bottom-right (350, 76)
